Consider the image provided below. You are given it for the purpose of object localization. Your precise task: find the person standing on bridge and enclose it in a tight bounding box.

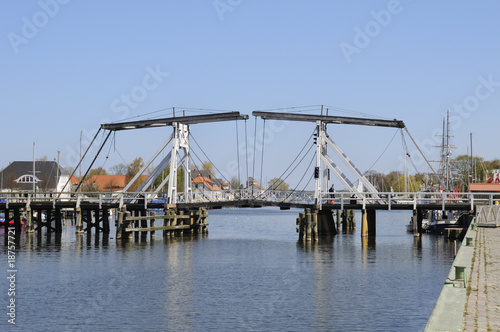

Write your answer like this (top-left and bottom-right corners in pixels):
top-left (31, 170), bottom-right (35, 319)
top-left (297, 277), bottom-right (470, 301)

top-left (329, 184), bottom-right (335, 204)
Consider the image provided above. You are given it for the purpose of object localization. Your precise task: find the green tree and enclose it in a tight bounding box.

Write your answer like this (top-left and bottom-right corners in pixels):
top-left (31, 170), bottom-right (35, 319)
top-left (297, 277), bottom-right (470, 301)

top-left (267, 178), bottom-right (289, 191)
top-left (84, 167), bottom-right (107, 181)
top-left (126, 158), bottom-right (144, 191)
top-left (152, 165), bottom-right (185, 193)
top-left (202, 161), bottom-right (214, 176)
top-left (229, 176), bottom-right (242, 190)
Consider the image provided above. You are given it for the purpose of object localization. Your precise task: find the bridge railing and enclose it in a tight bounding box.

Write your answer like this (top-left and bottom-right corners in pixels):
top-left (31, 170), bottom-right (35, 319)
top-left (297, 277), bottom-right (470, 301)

top-left (318, 191), bottom-right (497, 210)
top-left (476, 204), bottom-right (500, 227)
top-left (0, 190), bottom-right (498, 210)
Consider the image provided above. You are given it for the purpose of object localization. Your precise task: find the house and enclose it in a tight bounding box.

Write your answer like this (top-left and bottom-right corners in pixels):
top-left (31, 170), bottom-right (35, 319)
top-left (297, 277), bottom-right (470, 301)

top-left (191, 170), bottom-right (229, 190)
top-left (0, 161), bottom-right (73, 192)
top-left (468, 170), bottom-right (500, 193)
top-left (192, 175), bottom-right (223, 200)
top-left (84, 174), bottom-right (149, 192)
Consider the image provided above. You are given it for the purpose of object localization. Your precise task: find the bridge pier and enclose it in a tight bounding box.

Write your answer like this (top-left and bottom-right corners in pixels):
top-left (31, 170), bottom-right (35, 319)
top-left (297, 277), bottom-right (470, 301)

top-left (342, 209), bottom-right (356, 232)
top-left (412, 209), bottom-right (423, 236)
top-left (361, 209), bottom-right (376, 237)
top-left (297, 208), bottom-right (337, 241)
top-left (116, 206), bottom-right (208, 240)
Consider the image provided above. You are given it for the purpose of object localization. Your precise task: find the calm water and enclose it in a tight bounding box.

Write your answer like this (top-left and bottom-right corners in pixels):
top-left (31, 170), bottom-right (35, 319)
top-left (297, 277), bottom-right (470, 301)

top-left (1, 208), bottom-right (456, 331)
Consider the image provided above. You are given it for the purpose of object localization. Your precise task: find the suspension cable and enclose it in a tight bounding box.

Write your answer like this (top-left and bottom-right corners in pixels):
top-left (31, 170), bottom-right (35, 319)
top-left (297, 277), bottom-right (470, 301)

top-left (259, 119), bottom-right (266, 189)
top-left (260, 129), bottom-right (315, 197)
top-left (74, 130), bottom-right (113, 192)
top-left (189, 133), bottom-right (232, 186)
top-left (365, 129), bottom-right (398, 173)
top-left (244, 119), bottom-right (249, 188)
top-left (235, 120), bottom-right (241, 188)
top-left (252, 116), bottom-right (258, 193)
top-left (282, 150), bottom-right (316, 202)
top-left (59, 128), bottom-right (102, 195)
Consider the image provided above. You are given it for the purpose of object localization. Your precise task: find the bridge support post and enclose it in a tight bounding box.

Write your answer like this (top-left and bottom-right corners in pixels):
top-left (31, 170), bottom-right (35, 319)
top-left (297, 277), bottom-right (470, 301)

top-left (336, 210), bottom-right (341, 233)
top-left (26, 207), bottom-right (34, 233)
top-left (412, 210), bottom-right (423, 236)
top-left (305, 208), bottom-right (312, 241)
top-left (317, 209), bottom-right (337, 236)
top-left (75, 207), bottom-right (83, 234)
top-left (55, 207), bottom-right (62, 233)
top-left (367, 209), bottom-right (376, 236)
top-left (312, 208), bottom-right (318, 240)
top-left (361, 209), bottom-right (368, 237)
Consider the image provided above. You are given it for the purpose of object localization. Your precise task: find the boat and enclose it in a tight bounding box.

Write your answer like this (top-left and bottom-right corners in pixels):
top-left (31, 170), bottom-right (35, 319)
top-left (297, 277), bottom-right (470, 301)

top-left (0, 213), bottom-right (25, 227)
top-left (405, 111), bottom-right (465, 233)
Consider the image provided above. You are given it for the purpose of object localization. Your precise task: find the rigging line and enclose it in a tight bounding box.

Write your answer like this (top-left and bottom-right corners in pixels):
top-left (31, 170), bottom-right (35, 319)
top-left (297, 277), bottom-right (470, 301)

top-left (244, 119), bottom-right (249, 187)
top-left (255, 105), bottom-right (322, 113)
top-left (282, 151), bottom-right (316, 202)
top-left (99, 134), bottom-right (115, 170)
top-left (58, 128), bottom-right (102, 195)
top-left (400, 129), bottom-right (420, 174)
top-left (112, 107), bottom-right (174, 123)
top-left (261, 129), bottom-right (315, 196)
top-left (115, 149), bottom-right (129, 166)
top-left (189, 133), bottom-right (231, 185)
top-left (471, 137), bottom-right (488, 177)
top-left (274, 145), bottom-right (315, 198)
top-left (252, 116), bottom-right (258, 188)
top-left (74, 130), bottom-right (113, 193)
top-left (365, 129), bottom-right (398, 173)
top-left (235, 120), bottom-right (241, 188)
top-left (259, 119), bottom-right (266, 189)
top-left (322, 105), bottom-right (392, 120)
top-left (403, 126), bottom-right (437, 175)
top-left (258, 128), bottom-right (315, 197)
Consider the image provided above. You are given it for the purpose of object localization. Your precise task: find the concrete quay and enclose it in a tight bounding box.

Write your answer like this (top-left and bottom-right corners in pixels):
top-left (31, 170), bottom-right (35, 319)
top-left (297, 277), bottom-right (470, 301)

top-left (425, 217), bottom-right (500, 331)
top-left (462, 226), bottom-right (500, 331)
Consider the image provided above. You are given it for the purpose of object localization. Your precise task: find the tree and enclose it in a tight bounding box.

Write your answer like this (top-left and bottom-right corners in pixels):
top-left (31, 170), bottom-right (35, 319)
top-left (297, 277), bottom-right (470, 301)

top-left (110, 163), bottom-right (127, 175)
top-left (152, 165), bottom-right (185, 193)
top-left (229, 176), bottom-right (242, 190)
top-left (202, 161), bottom-right (214, 176)
top-left (85, 167), bottom-right (107, 181)
top-left (126, 158), bottom-right (144, 191)
top-left (267, 178), bottom-right (289, 191)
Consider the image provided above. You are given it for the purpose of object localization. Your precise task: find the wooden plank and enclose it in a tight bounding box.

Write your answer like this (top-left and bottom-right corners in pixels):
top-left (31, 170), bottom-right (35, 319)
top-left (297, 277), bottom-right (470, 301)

top-left (125, 225), bottom-right (192, 232)
top-left (126, 214), bottom-right (191, 221)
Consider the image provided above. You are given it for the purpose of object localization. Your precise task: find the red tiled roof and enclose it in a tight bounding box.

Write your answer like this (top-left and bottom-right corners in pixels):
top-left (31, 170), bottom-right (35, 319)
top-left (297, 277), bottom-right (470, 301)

top-left (469, 183), bottom-right (500, 192)
top-left (192, 176), bottom-right (221, 191)
top-left (85, 175), bottom-right (148, 191)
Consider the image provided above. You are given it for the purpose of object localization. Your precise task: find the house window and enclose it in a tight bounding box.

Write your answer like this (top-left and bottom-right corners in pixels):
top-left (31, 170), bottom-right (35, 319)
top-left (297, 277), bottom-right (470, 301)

top-left (15, 175), bottom-right (40, 184)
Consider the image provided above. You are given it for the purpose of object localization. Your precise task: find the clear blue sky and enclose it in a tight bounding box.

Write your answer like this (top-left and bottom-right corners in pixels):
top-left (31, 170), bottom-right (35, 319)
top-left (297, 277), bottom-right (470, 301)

top-left (1, 1), bottom-right (499, 190)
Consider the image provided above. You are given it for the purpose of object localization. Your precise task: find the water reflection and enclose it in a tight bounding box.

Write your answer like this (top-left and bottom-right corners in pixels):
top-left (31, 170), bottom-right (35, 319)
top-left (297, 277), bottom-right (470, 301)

top-left (164, 237), bottom-right (194, 331)
top-left (361, 236), bottom-right (376, 265)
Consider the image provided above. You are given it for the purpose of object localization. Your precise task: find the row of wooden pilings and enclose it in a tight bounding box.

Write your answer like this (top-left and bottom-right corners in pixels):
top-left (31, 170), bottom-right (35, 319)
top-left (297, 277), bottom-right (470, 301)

top-left (1, 207), bottom-right (67, 234)
top-left (1, 206), bottom-right (209, 240)
top-left (116, 206), bottom-right (209, 240)
top-left (297, 208), bottom-right (378, 241)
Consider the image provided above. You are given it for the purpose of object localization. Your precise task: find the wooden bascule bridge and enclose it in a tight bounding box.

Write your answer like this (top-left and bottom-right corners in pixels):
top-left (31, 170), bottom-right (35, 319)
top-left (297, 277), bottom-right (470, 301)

top-left (1, 109), bottom-right (486, 242)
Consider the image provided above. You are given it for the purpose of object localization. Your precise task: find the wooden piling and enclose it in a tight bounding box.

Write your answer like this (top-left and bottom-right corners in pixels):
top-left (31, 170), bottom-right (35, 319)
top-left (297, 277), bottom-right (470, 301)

top-left (102, 208), bottom-right (110, 234)
top-left (75, 207), bottom-right (83, 233)
top-left (361, 209), bottom-right (368, 237)
top-left (55, 207), bottom-right (62, 233)
top-left (336, 209), bottom-right (341, 233)
top-left (150, 211), bottom-right (156, 240)
top-left (312, 208), bottom-right (318, 241)
top-left (305, 208), bottom-right (312, 242)
top-left (26, 207), bottom-right (34, 233)
top-left (367, 209), bottom-right (376, 236)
